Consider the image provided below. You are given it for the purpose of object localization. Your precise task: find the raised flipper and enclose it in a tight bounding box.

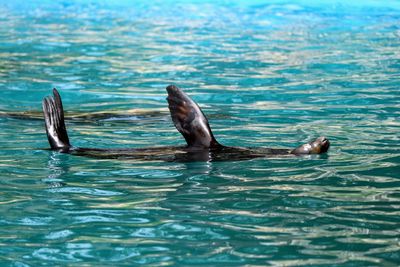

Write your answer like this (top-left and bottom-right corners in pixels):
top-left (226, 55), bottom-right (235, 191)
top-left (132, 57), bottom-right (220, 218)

top-left (166, 85), bottom-right (221, 149)
top-left (42, 88), bottom-right (71, 150)
top-left (291, 136), bottom-right (330, 155)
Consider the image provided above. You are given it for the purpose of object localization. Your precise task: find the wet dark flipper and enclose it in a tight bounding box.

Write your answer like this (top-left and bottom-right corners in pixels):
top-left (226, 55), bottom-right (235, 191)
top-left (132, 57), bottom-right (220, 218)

top-left (42, 88), bottom-right (71, 150)
top-left (166, 85), bottom-right (221, 149)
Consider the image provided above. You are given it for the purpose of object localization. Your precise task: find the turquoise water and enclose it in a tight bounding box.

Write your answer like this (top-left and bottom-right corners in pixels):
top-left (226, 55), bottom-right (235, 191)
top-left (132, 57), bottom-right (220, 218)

top-left (1, 0), bottom-right (400, 265)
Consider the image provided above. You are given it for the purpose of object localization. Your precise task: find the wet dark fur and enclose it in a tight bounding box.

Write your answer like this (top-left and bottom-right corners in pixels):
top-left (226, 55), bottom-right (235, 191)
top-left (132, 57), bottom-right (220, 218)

top-left (42, 86), bottom-right (330, 162)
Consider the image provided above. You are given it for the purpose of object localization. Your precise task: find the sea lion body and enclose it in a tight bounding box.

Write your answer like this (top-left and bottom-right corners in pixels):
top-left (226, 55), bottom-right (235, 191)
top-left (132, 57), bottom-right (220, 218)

top-left (42, 86), bottom-right (330, 162)
top-left (65, 145), bottom-right (292, 162)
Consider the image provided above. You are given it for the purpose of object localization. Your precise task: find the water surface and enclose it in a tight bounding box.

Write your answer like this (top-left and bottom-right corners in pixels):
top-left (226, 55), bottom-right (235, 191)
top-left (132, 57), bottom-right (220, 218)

top-left (0, 0), bottom-right (400, 266)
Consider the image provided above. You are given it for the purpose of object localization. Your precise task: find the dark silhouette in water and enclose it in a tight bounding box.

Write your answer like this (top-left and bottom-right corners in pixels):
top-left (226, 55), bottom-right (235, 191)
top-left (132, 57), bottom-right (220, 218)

top-left (42, 85), bottom-right (330, 162)
top-left (1, 108), bottom-right (165, 122)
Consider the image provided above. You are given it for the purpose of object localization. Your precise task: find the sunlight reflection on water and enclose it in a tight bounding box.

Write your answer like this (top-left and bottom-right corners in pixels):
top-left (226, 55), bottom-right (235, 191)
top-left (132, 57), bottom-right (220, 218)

top-left (0, 0), bottom-right (400, 266)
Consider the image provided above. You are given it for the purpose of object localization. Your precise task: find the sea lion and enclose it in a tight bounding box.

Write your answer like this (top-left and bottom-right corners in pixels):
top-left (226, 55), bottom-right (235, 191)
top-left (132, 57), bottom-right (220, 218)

top-left (42, 85), bottom-right (330, 162)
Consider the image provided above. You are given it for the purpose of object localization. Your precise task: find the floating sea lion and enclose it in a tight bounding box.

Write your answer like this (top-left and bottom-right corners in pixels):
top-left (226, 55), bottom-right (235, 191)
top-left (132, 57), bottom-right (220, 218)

top-left (42, 85), bottom-right (330, 162)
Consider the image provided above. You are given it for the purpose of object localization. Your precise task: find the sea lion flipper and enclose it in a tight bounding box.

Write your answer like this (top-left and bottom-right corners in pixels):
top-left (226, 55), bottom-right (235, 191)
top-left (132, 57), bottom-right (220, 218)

top-left (166, 85), bottom-right (220, 149)
top-left (42, 88), bottom-right (71, 150)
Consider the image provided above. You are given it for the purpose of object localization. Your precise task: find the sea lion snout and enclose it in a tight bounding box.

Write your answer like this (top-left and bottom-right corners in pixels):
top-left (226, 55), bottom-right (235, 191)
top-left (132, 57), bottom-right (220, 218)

top-left (318, 136), bottom-right (330, 153)
top-left (316, 136), bottom-right (328, 143)
top-left (311, 136), bottom-right (330, 154)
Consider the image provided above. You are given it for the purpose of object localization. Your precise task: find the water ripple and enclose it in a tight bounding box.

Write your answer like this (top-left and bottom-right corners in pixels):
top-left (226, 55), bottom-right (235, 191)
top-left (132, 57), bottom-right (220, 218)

top-left (0, 0), bottom-right (400, 266)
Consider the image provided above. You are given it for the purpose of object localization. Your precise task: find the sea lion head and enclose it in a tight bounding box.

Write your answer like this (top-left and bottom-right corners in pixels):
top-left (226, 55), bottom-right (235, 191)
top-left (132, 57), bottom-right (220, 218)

top-left (292, 136), bottom-right (330, 154)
